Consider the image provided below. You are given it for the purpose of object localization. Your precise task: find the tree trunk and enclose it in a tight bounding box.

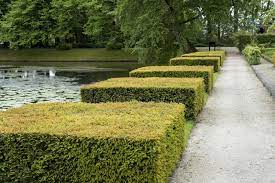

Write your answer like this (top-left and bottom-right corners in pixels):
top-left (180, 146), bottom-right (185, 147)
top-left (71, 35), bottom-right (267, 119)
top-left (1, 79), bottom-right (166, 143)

top-left (217, 23), bottom-right (221, 42)
top-left (233, 1), bottom-right (239, 32)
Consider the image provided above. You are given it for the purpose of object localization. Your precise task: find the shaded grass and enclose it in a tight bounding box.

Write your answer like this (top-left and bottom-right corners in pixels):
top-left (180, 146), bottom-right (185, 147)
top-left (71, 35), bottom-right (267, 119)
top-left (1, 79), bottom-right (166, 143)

top-left (214, 73), bottom-right (218, 82)
top-left (262, 48), bottom-right (275, 62)
top-left (0, 48), bottom-right (137, 62)
top-left (184, 120), bottom-right (195, 148)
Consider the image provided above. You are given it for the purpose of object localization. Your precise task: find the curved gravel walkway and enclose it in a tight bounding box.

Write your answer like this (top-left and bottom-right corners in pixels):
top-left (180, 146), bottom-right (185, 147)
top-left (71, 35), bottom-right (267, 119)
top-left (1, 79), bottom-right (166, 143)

top-left (171, 48), bottom-right (275, 183)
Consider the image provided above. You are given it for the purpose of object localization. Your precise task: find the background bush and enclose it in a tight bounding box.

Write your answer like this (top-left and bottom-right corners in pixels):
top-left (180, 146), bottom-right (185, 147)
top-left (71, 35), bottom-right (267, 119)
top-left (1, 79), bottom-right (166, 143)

top-left (81, 77), bottom-right (205, 119)
top-left (130, 66), bottom-right (214, 93)
top-left (56, 43), bottom-right (73, 50)
top-left (0, 102), bottom-right (186, 183)
top-left (256, 34), bottom-right (275, 45)
top-left (170, 57), bottom-right (220, 72)
top-left (233, 32), bottom-right (253, 51)
top-left (242, 45), bottom-right (261, 65)
top-left (234, 32), bottom-right (275, 51)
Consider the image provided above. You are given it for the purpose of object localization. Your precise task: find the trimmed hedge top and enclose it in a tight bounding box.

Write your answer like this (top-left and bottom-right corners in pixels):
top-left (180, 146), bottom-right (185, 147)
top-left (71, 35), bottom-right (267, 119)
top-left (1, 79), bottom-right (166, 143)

top-left (0, 102), bottom-right (183, 140)
top-left (82, 77), bottom-right (203, 89)
top-left (130, 65), bottom-right (214, 73)
top-left (129, 66), bottom-right (214, 92)
top-left (170, 57), bottom-right (220, 72)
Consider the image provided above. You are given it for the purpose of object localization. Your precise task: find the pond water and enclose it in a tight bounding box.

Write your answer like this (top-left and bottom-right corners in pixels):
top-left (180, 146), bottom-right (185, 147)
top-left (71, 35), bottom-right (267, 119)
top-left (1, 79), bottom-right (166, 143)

top-left (0, 62), bottom-right (139, 111)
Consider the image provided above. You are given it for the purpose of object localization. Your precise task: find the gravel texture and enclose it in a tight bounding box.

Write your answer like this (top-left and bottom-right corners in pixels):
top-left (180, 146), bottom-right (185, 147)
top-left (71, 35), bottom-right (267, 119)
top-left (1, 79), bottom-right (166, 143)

top-left (170, 48), bottom-right (275, 183)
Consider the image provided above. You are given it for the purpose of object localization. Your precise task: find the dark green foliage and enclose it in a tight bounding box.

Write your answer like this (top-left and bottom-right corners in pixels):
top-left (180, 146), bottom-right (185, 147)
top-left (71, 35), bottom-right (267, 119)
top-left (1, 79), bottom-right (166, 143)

top-left (56, 43), bottom-right (73, 50)
top-left (0, 102), bottom-right (186, 183)
top-left (233, 32), bottom-right (253, 51)
top-left (0, 0), bottom-right (53, 49)
top-left (234, 33), bottom-right (275, 51)
top-left (130, 66), bottom-right (214, 93)
top-left (106, 39), bottom-right (124, 50)
top-left (256, 34), bottom-right (275, 45)
top-left (81, 77), bottom-right (205, 119)
top-left (170, 57), bottom-right (220, 72)
top-left (0, 0), bottom-right (11, 19)
top-left (117, 0), bottom-right (202, 64)
top-left (0, 0), bottom-right (124, 49)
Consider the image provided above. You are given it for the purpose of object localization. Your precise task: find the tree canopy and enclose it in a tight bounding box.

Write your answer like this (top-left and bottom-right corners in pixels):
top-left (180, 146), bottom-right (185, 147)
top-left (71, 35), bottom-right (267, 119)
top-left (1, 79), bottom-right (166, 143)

top-left (0, 0), bottom-right (273, 63)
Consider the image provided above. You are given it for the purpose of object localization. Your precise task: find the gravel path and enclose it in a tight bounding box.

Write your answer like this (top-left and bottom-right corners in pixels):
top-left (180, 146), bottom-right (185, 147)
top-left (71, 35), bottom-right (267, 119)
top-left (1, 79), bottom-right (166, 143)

top-left (171, 48), bottom-right (275, 183)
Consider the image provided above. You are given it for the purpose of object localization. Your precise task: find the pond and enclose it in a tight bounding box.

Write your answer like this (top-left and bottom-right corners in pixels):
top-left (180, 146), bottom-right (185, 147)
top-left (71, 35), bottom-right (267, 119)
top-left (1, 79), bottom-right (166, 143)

top-left (0, 61), bottom-right (140, 111)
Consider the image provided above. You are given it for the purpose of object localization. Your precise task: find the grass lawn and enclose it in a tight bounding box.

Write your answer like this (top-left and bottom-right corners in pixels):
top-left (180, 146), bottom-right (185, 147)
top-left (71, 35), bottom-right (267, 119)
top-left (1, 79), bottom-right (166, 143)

top-left (184, 120), bottom-right (195, 148)
top-left (262, 48), bottom-right (275, 61)
top-left (0, 48), bottom-right (137, 62)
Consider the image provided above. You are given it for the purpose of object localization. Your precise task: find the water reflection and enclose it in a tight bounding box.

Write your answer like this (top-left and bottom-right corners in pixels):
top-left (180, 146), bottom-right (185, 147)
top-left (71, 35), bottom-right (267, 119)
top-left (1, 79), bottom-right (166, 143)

top-left (0, 65), bottom-right (132, 110)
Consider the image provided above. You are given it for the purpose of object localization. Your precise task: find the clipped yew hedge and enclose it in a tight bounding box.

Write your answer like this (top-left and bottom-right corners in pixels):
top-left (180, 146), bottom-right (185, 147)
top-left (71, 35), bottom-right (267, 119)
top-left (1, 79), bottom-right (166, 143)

top-left (81, 77), bottom-right (205, 119)
top-left (182, 51), bottom-right (225, 66)
top-left (0, 102), bottom-right (186, 183)
top-left (130, 66), bottom-right (214, 93)
top-left (170, 57), bottom-right (220, 72)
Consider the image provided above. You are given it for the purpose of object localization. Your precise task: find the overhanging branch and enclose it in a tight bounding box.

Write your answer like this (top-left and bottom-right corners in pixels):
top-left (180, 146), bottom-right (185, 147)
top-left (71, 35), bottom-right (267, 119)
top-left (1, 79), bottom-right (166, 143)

top-left (180, 14), bottom-right (201, 25)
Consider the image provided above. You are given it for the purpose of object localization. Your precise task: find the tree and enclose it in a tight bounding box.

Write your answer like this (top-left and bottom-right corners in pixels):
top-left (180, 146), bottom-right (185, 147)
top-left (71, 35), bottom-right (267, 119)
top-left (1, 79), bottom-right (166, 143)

top-left (50, 0), bottom-right (89, 46)
top-left (0, 0), bottom-right (11, 19)
top-left (116, 0), bottom-right (202, 64)
top-left (263, 7), bottom-right (275, 33)
top-left (0, 0), bottom-right (53, 49)
top-left (84, 0), bottom-right (124, 49)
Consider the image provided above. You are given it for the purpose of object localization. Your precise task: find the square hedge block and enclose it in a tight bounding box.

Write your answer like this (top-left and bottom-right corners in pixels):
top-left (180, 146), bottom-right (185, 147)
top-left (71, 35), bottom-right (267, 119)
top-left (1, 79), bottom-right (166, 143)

top-left (81, 77), bottom-right (205, 119)
top-left (170, 57), bottom-right (220, 72)
top-left (0, 102), bottom-right (186, 183)
top-left (130, 66), bottom-right (214, 93)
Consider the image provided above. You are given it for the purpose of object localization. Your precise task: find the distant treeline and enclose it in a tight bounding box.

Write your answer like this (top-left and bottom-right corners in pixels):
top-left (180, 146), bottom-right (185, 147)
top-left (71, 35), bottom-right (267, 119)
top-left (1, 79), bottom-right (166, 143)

top-left (0, 0), bottom-right (123, 50)
top-left (0, 0), bottom-right (274, 64)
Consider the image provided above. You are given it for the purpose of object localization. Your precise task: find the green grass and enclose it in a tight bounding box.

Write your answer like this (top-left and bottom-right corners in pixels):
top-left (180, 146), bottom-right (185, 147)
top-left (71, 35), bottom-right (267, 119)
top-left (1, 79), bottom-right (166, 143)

top-left (214, 73), bottom-right (218, 82)
top-left (184, 121), bottom-right (195, 147)
top-left (0, 48), bottom-right (137, 62)
top-left (262, 48), bottom-right (275, 61)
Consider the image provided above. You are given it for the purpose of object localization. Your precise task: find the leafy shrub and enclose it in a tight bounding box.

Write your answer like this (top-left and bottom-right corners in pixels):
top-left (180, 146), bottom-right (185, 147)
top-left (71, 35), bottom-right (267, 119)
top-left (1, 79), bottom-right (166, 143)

top-left (233, 32), bottom-right (253, 51)
top-left (56, 43), bottom-right (73, 50)
top-left (234, 32), bottom-right (275, 51)
top-left (81, 77), bottom-right (205, 119)
top-left (170, 57), bottom-right (220, 72)
top-left (130, 66), bottom-right (214, 93)
top-left (106, 39), bottom-right (124, 50)
top-left (256, 34), bottom-right (275, 45)
top-left (182, 51), bottom-right (225, 66)
top-left (242, 45), bottom-right (261, 65)
top-left (0, 102), bottom-right (185, 183)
